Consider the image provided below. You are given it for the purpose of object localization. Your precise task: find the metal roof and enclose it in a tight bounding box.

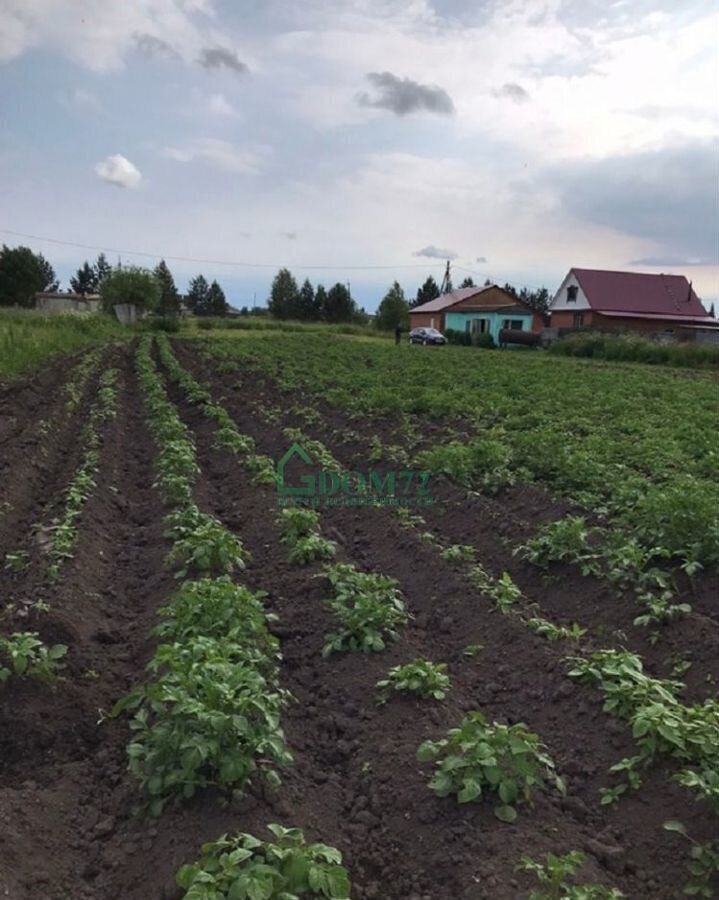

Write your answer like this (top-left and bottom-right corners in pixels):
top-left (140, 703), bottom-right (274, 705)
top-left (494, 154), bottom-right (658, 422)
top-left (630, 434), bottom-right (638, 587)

top-left (572, 268), bottom-right (710, 318)
top-left (411, 284), bottom-right (499, 314)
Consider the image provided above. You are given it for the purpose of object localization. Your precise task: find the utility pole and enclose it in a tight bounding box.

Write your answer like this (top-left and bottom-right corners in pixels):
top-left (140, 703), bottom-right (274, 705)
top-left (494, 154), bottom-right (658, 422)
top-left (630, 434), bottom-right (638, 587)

top-left (440, 260), bottom-right (452, 294)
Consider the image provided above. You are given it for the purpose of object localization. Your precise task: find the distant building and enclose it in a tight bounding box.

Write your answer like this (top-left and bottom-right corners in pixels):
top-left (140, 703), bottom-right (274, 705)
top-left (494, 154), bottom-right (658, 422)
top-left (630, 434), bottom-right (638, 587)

top-left (409, 284), bottom-right (544, 342)
top-left (548, 269), bottom-right (718, 340)
top-left (35, 292), bottom-right (101, 314)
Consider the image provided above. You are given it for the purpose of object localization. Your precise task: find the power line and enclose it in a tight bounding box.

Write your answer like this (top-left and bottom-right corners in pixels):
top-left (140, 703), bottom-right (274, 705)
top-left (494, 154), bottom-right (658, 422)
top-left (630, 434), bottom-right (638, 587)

top-left (0, 228), bottom-right (446, 272)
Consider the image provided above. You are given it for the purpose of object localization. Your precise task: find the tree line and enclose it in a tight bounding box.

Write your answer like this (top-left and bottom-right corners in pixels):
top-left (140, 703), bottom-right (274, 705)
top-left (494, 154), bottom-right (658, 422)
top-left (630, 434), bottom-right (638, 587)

top-left (0, 244), bottom-right (228, 317)
top-left (0, 244), bottom-right (550, 325)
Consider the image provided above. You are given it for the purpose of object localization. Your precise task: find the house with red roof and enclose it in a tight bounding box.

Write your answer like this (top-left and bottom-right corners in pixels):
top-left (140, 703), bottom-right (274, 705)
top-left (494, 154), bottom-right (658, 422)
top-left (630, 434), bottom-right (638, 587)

top-left (409, 284), bottom-right (545, 343)
top-left (549, 268), bottom-right (718, 338)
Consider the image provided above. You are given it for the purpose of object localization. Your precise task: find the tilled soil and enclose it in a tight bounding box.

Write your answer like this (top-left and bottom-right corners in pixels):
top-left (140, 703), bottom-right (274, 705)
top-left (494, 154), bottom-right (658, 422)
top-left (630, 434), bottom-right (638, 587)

top-left (0, 340), bottom-right (716, 900)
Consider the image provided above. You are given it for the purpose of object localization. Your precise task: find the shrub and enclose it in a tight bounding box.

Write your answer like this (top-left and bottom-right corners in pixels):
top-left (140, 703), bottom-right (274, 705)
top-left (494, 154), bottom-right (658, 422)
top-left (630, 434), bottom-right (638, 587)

top-left (417, 711), bottom-right (565, 821)
top-left (176, 824), bottom-right (351, 899)
top-left (548, 332), bottom-right (719, 370)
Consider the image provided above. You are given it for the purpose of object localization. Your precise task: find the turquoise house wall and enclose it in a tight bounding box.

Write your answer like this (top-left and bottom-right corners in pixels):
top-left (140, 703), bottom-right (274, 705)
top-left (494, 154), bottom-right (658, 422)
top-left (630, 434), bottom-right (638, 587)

top-left (445, 311), bottom-right (534, 344)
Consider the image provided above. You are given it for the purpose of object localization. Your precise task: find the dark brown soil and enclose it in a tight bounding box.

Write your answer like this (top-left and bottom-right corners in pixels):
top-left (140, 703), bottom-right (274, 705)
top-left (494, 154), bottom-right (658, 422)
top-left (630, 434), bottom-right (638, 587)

top-left (0, 339), bottom-right (715, 900)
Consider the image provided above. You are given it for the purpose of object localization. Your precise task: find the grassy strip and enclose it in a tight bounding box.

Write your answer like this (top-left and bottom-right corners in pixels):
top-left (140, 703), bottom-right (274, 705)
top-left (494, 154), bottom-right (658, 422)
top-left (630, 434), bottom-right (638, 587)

top-left (548, 332), bottom-right (719, 369)
top-left (0, 308), bottom-right (124, 379)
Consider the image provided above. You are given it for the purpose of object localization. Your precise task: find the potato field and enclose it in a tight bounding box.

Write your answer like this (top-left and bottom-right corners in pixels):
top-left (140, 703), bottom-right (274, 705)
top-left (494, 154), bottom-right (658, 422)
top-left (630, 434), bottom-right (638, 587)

top-left (0, 329), bottom-right (717, 900)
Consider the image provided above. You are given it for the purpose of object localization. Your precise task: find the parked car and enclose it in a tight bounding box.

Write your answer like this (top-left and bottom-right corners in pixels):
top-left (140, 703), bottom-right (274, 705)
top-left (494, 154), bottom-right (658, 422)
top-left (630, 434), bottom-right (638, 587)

top-left (409, 327), bottom-right (447, 345)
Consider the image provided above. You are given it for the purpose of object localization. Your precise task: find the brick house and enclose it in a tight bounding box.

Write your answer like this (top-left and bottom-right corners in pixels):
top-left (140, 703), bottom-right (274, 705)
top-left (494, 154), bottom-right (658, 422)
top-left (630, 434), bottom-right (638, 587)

top-left (409, 284), bottom-right (544, 343)
top-left (549, 269), bottom-right (718, 338)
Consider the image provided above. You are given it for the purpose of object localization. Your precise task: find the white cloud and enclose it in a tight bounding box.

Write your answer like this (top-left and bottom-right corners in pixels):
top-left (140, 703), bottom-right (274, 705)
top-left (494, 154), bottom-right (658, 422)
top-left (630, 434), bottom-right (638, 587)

top-left (162, 138), bottom-right (264, 174)
top-left (0, 0), bottom-right (216, 71)
top-left (208, 92), bottom-right (238, 117)
top-left (94, 154), bottom-right (142, 189)
top-left (68, 87), bottom-right (101, 110)
top-left (414, 245), bottom-right (458, 260)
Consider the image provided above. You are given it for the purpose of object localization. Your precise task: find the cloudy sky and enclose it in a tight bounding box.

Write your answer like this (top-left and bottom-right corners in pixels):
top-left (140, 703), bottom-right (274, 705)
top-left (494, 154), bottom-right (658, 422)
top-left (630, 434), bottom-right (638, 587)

top-left (1, 0), bottom-right (717, 308)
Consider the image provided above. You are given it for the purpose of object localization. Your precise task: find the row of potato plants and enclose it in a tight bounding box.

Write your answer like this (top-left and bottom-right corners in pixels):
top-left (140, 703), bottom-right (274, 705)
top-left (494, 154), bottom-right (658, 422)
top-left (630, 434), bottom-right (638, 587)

top-left (1, 362), bottom-right (121, 689)
top-left (155, 333), bottom-right (275, 483)
top-left (395, 511), bottom-right (719, 894)
top-left (158, 341), bottom-right (640, 896)
top-left (46, 367), bottom-right (120, 578)
top-left (203, 334), bottom-right (719, 580)
top-left (120, 337), bottom-right (352, 898)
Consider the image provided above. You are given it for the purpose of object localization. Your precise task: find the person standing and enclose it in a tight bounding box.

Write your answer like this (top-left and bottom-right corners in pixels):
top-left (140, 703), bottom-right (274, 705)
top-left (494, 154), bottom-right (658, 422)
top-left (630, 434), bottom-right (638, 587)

top-left (395, 323), bottom-right (402, 345)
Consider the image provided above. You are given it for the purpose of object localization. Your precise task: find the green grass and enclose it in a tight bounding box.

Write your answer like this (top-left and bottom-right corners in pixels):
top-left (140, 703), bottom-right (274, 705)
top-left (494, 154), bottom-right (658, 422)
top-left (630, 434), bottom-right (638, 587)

top-left (0, 309), bottom-right (125, 378)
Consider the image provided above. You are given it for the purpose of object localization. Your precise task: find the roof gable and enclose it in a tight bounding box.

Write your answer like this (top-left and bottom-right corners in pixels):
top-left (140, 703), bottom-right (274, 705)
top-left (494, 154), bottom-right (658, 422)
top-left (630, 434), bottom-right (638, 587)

top-left (411, 284), bottom-right (528, 315)
top-left (572, 268), bottom-right (708, 318)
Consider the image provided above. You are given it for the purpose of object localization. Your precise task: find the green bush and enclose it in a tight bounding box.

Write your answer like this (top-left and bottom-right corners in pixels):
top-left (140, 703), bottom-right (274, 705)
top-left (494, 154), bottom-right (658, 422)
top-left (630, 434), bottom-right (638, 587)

top-left (473, 332), bottom-right (496, 349)
top-left (99, 266), bottom-right (160, 313)
top-left (549, 332), bottom-right (719, 369)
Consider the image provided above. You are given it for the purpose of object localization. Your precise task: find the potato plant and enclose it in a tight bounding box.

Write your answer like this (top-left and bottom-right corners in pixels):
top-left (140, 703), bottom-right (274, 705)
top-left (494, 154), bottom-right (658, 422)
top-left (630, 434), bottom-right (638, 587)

top-left (166, 507), bottom-right (249, 578)
top-left (277, 508), bottom-right (336, 566)
top-left (115, 636), bottom-right (292, 815)
top-left (375, 659), bottom-right (450, 703)
top-left (567, 650), bottom-right (719, 810)
top-left (176, 824), bottom-right (350, 899)
top-left (322, 563), bottom-right (410, 656)
top-left (417, 711), bottom-right (565, 821)
top-left (516, 851), bottom-right (626, 899)
top-left (0, 632), bottom-right (67, 684)
top-left (663, 821), bottom-right (719, 899)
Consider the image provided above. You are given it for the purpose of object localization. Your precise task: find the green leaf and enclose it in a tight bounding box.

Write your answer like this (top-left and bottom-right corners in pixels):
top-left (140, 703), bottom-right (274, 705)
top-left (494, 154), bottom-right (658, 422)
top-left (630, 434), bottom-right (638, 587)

top-left (494, 804), bottom-right (517, 823)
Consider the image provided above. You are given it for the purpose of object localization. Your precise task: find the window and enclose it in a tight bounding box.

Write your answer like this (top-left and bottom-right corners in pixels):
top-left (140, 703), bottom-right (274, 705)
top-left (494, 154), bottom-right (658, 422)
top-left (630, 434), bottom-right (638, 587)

top-left (567, 285), bottom-right (578, 303)
top-left (573, 312), bottom-right (584, 329)
top-left (470, 318), bottom-right (489, 335)
top-left (502, 319), bottom-right (524, 330)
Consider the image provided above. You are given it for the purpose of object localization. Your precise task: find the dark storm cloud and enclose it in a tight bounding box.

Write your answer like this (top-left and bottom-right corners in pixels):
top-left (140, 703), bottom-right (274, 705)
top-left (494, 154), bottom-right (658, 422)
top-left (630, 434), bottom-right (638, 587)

top-left (357, 72), bottom-right (455, 116)
top-left (476, 256), bottom-right (488, 263)
top-left (198, 46), bottom-right (249, 75)
top-left (492, 82), bottom-right (529, 103)
top-left (413, 245), bottom-right (458, 260)
top-left (550, 141), bottom-right (719, 265)
top-left (133, 33), bottom-right (180, 59)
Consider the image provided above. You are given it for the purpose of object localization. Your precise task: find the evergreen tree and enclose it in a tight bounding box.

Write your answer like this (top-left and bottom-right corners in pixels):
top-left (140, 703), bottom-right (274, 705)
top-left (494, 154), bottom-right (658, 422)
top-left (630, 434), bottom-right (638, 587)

top-left (268, 268), bottom-right (299, 319)
top-left (0, 245), bottom-right (57, 307)
top-left (459, 276), bottom-right (475, 288)
top-left (70, 261), bottom-right (98, 295)
top-left (375, 281), bottom-right (409, 331)
top-left (324, 283), bottom-right (356, 323)
top-left (207, 280), bottom-right (228, 316)
top-left (154, 259), bottom-right (181, 316)
top-left (296, 278), bottom-right (316, 320)
top-left (94, 252), bottom-right (112, 286)
top-left (187, 274), bottom-right (210, 315)
top-left (412, 274), bottom-right (440, 309)
top-left (314, 284), bottom-right (328, 320)
top-left (710, 302), bottom-right (716, 319)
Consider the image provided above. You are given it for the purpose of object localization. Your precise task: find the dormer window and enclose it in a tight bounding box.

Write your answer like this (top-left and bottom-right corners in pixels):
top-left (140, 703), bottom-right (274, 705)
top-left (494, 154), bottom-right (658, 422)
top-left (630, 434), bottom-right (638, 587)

top-left (567, 285), bottom-right (578, 303)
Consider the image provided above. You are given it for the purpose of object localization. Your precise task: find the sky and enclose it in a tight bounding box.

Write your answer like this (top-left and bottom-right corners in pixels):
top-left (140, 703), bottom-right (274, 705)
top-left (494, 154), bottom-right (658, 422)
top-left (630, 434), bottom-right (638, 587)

top-left (1, 0), bottom-right (718, 310)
